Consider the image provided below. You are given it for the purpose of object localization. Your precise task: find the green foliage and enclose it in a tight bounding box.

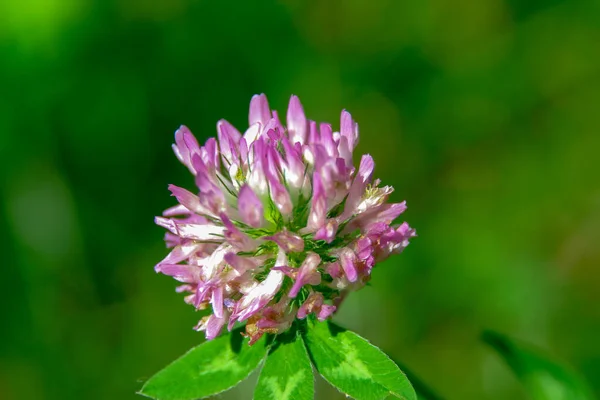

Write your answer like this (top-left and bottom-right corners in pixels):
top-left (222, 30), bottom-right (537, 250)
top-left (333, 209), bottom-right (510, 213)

top-left (303, 320), bottom-right (417, 400)
top-left (483, 331), bottom-right (594, 400)
top-left (139, 321), bottom-right (418, 400)
top-left (254, 329), bottom-right (314, 400)
top-left (139, 329), bottom-right (268, 400)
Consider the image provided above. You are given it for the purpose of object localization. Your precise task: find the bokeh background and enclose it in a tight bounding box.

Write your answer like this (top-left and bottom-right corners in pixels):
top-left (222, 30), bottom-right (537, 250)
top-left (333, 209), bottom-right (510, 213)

top-left (1, 0), bottom-right (599, 399)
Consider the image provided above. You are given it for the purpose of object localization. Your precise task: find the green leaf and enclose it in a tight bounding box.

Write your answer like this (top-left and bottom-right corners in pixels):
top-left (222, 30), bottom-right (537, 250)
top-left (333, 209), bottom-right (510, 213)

top-left (483, 330), bottom-right (594, 400)
top-left (254, 329), bottom-right (314, 400)
top-left (303, 320), bottom-right (417, 400)
top-left (139, 329), bottom-right (269, 400)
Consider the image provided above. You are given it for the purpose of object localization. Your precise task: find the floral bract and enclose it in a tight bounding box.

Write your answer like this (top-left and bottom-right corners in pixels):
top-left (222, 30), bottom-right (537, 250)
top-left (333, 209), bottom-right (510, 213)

top-left (155, 94), bottom-right (415, 344)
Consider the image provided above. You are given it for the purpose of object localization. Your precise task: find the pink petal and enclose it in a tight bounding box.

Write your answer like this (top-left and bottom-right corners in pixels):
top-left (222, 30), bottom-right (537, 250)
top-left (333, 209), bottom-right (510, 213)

top-left (308, 120), bottom-right (319, 145)
top-left (317, 304), bottom-right (336, 321)
top-left (154, 264), bottom-right (199, 283)
top-left (264, 230), bottom-right (305, 253)
top-left (243, 122), bottom-right (262, 145)
top-left (162, 204), bottom-right (191, 217)
top-left (307, 172), bottom-right (327, 231)
top-left (203, 137), bottom-right (219, 171)
top-left (173, 125), bottom-right (201, 174)
top-left (289, 252), bottom-right (321, 298)
top-left (168, 184), bottom-right (206, 215)
top-left (281, 137), bottom-right (305, 190)
top-left (220, 213), bottom-right (255, 251)
top-left (155, 242), bottom-right (201, 268)
top-left (286, 95), bottom-right (307, 145)
top-left (314, 219), bottom-right (338, 243)
top-left (233, 269), bottom-right (284, 322)
top-left (238, 184), bottom-right (264, 228)
top-left (341, 154), bottom-right (375, 220)
top-left (267, 177), bottom-right (293, 217)
top-left (297, 292), bottom-right (324, 319)
top-left (340, 110), bottom-right (359, 150)
top-left (319, 123), bottom-right (337, 157)
top-left (211, 286), bottom-right (224, 318)
top-left (339, 248), bottom-right (358, 282)
top-left (217, 119), bottom-right (242, 167)
top-left (196, 314), bottom-right (227, 340)
top-left (224, 253), bottom-right (257, 274)
top-left (249, 94), bottom-right (272, 127)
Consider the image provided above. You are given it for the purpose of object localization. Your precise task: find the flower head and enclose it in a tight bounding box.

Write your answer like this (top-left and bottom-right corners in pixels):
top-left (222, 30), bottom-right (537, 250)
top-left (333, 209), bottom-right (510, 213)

top-left (155, 94), bottom-right (415, 344)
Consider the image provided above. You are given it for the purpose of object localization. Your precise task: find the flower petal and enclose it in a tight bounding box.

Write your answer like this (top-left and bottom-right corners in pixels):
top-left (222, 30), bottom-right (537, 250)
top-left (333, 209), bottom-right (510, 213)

top-left (238, 184), bottom-right (265, 228)
top-left (307, 172), bottom-right (327, 231)
top-left (287, 95), bottom-right (307, 145)
top-left (263, 230), bottom-right (305, 253)
top-left (289, 252), bottom-right (321, 298)
top-left (249, 93), bottom-right (271, 127)
top-left (232, 269), bottom-right (284, 323)
top-left (211, 286), bottom-right (224, 318)
top-left (341, 154), bottom-right (375, 220)
top-left (173, 125), bottom-right (201, 174)
top-left (339, 248), bottom-right (358, 282)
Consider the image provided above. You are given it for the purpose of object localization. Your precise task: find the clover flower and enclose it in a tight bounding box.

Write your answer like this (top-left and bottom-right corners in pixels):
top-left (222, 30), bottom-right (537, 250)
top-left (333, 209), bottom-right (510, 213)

top-left (155, 94), bottom-right (415, 344)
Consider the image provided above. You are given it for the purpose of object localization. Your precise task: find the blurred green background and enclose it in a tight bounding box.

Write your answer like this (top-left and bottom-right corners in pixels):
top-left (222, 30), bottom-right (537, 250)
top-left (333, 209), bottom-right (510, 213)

top-left (1, 0), bottom-right (599, 399)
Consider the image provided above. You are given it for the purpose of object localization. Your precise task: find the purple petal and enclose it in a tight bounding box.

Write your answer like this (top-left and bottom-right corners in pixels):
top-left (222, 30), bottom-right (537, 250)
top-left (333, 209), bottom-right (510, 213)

top-left (239, 137), bottom-right (249, 165)
top-left (271, 110), bottom-right (285, 135)
top-left (325, 261), bottom-right (343, 278)
top-left (264, 230), bottom-right (305, 253)
top-left (155, 217), bottom-right (225, 241)
top-left (337, 135), bottom-right (353, 167)
top-left (346, 202), bottom-right (408, 233)
top-left (168, 184), bottom-right (206, 215)
top-left (202, 137), bottom-right (219, 171)
top-left (217, 120), bottom-right (242, 168)
top-left (307, 172), bottom-right (327, 230)
top-left (154, 264), bottom-right (199, 282)
top-left (308, 120), bottom-right (319, 144)
top-left (355, 237), bottom-right (373, 261)
top-left (397, 221), bottom-right (416, 238)
top-left (238, 184), bottom-right (264, 228)
top-left (287, 95), bottom-right (307, 144)
top-left (217, 119), bottom-right (241, 145)
top-left (191, 155), bottom-right (226, 210)
top-left (247, 138), bottom-right (269, 195)
top-left (297, 292), bottom-right (324, 319)
top-left (289, 252), bottom-right (321, 298)
top-left (249, 94), bottom-right (271, 127)
top-left (314, 219), bottom-right (338, 243)
top-left (243, 122), bottom-right (262, 145)
top-left (281, 137), bottom-right (305, 190)
top-left (206, 314), bottom-right (226, 339)
top-left (197, 314), bottom-right (226, 340)
top-left (173, 125), bottom-right (201, 174)
top-left (319, 123), bottom-right (337, 157)
top-left (267, 177), bottom-right (293, 217)
top-left (370, 202), bottom-right (408, 225)
top-left (162, 204), bottom-right (191, 217)
top-left (317, 304), bottom-right (336, 321)
top-left (234, 269), bottom-right (284, 322)
top-left (224, 253), bottom-right (257, 274)
top-left (340, 110), bottom-right (359, 150)
top-left (271, 265), bottom-right (295, 277)
top-left (220, 213), bottom-right (255, 251)
top-left (339, 248), bottom-right (358, 282)
top-left (341, 154), bottom-right (375, 220)
top-left (155, 242), bottom-right (201, 269)
top-left (211, 286), bottom-right (224, 318)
